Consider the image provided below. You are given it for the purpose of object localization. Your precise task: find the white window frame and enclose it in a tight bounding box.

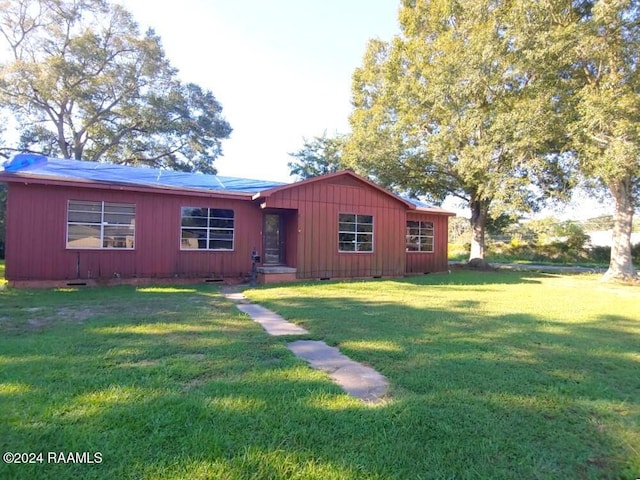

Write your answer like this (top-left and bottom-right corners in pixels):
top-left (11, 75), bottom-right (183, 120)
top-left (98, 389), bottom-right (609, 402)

top-left (338, 213), bottom-right (374, 253)
top-left (66, 200), bottom-right (136, 250)
top-left (180, 207), bottom-right (235, 251)
top-left (406, 220), bottom-right (434, 253)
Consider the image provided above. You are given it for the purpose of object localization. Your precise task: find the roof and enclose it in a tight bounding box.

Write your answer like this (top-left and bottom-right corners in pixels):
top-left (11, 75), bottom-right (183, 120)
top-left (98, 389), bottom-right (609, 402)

top-left (252, 169), bottom-right (417, 209)
top-left (0, 153), bottom-right (455, 215)
top-left (403, 196), bottom-right (455, 215)
top-left (253, 169), bottom-right (454, 215)
top-left (0, 154), bottom-right (286, 194)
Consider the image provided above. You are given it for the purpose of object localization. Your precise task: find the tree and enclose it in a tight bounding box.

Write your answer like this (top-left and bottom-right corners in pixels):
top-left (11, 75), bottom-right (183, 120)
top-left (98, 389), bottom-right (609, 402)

top-left (582, 215), bottom-right (615, 232)
top-left (0, 183), bottom-right (5, 259)
top-left (448, 215), bottom-right (471, 244)
top-left (0, 115), bottom-right (8, 257)
top-left (288, 132), bottom-right (345, 180)
top-left (0, 0), bottom-right (231, 173)
top-left (345, 0), bottom-right (572, 265)
top-left (558, 1), bottom-right (640, 280)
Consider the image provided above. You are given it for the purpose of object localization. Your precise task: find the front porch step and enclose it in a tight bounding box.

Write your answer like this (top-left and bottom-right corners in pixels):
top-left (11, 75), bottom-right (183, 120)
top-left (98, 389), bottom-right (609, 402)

top-left (256, 266), bottom-right (297, 284)
top-left (256, 266), bottom-right (296, 274)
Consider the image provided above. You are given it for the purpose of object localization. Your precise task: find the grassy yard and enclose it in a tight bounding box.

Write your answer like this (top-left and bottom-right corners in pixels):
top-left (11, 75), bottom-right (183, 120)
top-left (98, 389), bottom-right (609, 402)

top-left (0, 272), bottom-right (638, 479)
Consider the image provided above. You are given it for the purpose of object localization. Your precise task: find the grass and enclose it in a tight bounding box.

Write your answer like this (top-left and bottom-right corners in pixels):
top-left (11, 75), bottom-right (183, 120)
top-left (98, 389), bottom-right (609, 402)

top-left (0, 272), bottom-right (638, 479)
top-left (448, 241), bottom-right (640, 268)
top-left (245, 272), bottom-right (640, 479)
top-left (447, 248), bottom-right (610, 268)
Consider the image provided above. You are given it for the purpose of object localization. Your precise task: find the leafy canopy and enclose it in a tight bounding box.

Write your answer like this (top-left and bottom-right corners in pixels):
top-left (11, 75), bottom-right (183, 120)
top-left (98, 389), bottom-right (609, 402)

top-left (345, 0), bottom-right (573, 261)
top-left (0, 0), bottom-right (231, 173)
top-left (543, 0), bottom-right (640, 278)
top-left (348, 0), bottom-right (571, 206)
top-left (287, 132), bottom-right (345, 180)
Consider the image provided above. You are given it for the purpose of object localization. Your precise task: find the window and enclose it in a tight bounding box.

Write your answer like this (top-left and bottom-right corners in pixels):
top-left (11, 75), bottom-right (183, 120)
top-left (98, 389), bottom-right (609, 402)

top-left (67, 200), bottom-right (135, 249)
top-left (181, 207), bottom-right (234, 250)
top-left (406, 220), bottom-right (434, 252)
top-left (339, 213), bottom-right (374, 252)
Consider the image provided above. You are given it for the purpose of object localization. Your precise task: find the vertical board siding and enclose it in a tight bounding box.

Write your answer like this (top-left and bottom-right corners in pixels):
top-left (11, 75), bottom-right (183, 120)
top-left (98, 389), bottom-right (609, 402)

top-left (265, 179), bottom-right (410, 280)
top-left (405, 212), bottom-right (450, 274)
top-left (4, 173), bottom-right (451, 282)
top-left (4, 183), bottom-right (260, 281)
top-left (284, 210), bottom-right (298, 267)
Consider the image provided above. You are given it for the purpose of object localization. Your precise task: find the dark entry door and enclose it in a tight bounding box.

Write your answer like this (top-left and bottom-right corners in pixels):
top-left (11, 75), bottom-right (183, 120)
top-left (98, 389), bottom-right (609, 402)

top-left (263, 214), bottom-right (284, 265)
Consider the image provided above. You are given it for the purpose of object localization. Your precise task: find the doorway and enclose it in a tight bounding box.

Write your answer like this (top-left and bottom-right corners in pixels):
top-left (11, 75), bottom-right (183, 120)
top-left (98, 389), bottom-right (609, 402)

top-left (263, 214), bottom-right (284, 265)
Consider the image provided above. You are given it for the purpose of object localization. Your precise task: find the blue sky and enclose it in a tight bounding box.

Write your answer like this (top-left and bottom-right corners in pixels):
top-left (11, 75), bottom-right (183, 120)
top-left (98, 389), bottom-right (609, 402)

top-left (120, 0), bottom-right (401, 183)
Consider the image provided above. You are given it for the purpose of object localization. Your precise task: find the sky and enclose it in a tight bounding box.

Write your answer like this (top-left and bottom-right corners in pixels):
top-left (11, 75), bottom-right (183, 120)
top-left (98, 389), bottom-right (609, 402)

top-left (118, 0), bottom-right (616, 220)
top-left (119, 0), bottom-right (401, 183)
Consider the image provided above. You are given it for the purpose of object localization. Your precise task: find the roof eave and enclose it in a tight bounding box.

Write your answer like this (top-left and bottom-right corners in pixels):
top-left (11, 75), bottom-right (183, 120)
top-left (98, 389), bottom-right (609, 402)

top-left (0, 172), bottom-right (255, 200)
top-left (414, 206), bottom-right (457, 216)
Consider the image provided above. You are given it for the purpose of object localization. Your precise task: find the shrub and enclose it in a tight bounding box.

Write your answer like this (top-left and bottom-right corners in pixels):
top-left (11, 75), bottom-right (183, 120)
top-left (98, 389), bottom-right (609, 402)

top-left (557, 223), bottom-right (590, 250)
top-left (587, 243), bottom-right (640, 267)
top-left (448, 243), bottom-right (470, 260)
top-left (589, 245), bottom-right (611, 264)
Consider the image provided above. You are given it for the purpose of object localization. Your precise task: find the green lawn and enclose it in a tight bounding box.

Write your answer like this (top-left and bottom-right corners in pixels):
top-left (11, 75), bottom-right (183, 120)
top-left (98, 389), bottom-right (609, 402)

top-left (0, 272), bottom-right (638, 479)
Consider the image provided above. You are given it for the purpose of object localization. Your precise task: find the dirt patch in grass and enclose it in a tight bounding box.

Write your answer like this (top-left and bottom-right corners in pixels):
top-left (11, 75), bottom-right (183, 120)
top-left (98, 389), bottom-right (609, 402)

top-left (57, 307), bottom-right (96, 323)
top-left (181, 377), bottom-right (207, 392)
top-left (118, 359), bottom-right (161, 368)
top-left (26, 318), bottom-right (50, 329)
top-left (5, 301), bottom-right (187, 332)
top-left (182, 353), bottom-right (206, 361)
top-left (2, 305), bottom-right (109, 332)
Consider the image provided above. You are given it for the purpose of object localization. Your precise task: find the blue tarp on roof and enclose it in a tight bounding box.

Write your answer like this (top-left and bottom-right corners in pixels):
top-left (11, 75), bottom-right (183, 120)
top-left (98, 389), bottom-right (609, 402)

top-left (0, 154), bottom-right (287, 194)
top-left (1, 153), bottom-right (448, 212)
top-left (400, 195), bottom-right (433, 209)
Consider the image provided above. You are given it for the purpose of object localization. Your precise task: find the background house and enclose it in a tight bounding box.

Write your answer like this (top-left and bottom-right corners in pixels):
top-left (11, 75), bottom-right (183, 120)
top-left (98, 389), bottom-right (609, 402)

top-left (0, 154), bottom-right (454, 287)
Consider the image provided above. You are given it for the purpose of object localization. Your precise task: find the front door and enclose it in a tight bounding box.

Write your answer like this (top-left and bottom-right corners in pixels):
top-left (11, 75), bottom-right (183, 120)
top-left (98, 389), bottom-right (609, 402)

top-left (263, 214), bottom-right (284, 265)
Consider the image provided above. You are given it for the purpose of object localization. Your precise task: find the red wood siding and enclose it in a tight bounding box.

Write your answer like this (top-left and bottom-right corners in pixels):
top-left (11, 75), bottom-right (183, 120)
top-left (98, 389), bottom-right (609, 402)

top-left (405, 211), bottom-right (450, 274)
top-left (263, 179), bottom-right (408, 279)
top-left (4, 183), bottom-right (262, 281)
top-left (3, 172), bottom-right (452, 283)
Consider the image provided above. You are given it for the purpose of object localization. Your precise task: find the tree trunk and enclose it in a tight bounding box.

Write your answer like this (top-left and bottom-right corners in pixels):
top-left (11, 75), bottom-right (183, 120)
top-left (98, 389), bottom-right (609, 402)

top-left (468, 199), bottom-right (490, 267)
top-left (604, 178), bottom-right (638, 281)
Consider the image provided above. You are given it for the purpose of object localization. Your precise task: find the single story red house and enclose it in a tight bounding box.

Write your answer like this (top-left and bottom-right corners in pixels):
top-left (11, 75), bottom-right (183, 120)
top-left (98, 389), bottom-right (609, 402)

top-left (0, 154), bottom-right (454, 287)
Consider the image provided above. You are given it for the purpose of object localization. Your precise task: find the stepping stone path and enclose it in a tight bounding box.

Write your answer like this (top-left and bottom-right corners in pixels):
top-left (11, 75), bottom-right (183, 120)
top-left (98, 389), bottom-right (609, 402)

top-left (288, 340), bottom-right (389, 403)
top-left (236, 303), bottom-right (309, 336)
top-left (221, 287), bottom-right (389, 404)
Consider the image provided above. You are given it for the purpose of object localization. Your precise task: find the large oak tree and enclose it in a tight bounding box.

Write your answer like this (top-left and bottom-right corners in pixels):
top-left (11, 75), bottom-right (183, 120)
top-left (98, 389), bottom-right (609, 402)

top-left (345, 0), bottom-right (571, 265)
top-left (562, 0), bottom-right (639, 280)
top-left (0, 0), bottom-right (231, 173)
top-left (516, 0), bottom-right (640, 280)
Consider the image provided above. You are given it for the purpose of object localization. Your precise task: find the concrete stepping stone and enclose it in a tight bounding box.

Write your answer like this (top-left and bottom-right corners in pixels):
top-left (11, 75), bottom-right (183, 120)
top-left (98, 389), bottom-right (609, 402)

top-left (288, 340), bottom-right (389, 403)
top-left (221, 288), bottom-right (389, 402)
top-left (235, 303), bottom-right (309, 336)
top-left (222, 291), bottom-right (249, 303)
top-left (221, 288), bottom-right (308, 335)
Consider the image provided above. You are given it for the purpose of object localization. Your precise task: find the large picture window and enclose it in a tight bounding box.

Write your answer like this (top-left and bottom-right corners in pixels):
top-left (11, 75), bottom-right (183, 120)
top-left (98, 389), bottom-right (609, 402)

top-left (181, 207), bottom-right (234, 250)
top-left (406, 220), bottom-right (434, 252)
top-left (338, 213), bottom-right (374, 252)
top-left (67, 200), bottom-right (135, 249)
